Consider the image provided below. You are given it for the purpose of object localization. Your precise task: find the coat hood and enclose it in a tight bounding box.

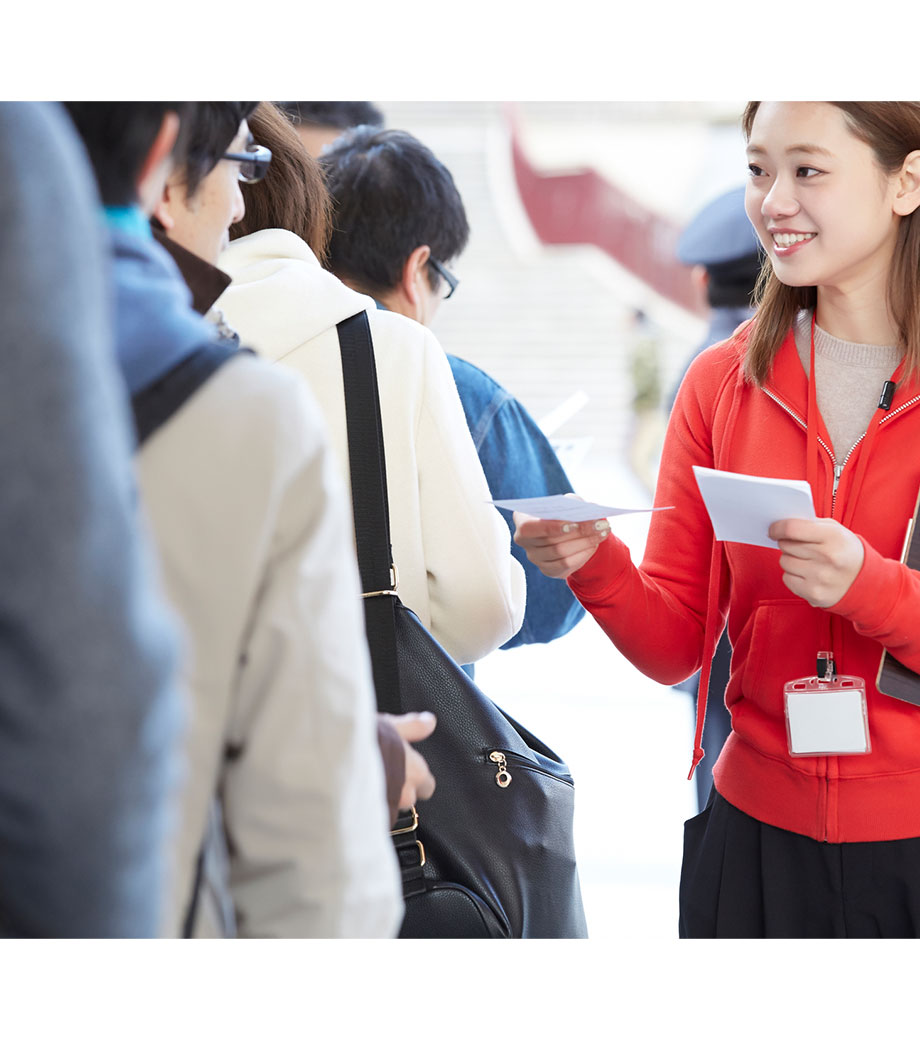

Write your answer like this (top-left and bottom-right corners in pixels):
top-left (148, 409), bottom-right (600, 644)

top-left (216, 228), bottom-right (377, 362)
top-left (108, 226), bottom-right (220, 396)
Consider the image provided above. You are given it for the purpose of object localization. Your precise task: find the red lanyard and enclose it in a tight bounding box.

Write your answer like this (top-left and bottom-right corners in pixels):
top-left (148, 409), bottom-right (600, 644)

top-left (806, 312), bottom-right (905, 523)
top-left (805, 313), bottom-right (904, 667)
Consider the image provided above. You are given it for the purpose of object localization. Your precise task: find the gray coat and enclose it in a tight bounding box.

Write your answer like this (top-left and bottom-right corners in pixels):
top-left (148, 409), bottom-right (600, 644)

top-left (0, 102), bottom-right (183, 936)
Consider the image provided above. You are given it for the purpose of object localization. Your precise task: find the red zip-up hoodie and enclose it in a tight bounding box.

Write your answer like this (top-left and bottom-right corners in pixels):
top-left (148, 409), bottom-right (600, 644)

top-left (569, 323), bottom-right (920, 843)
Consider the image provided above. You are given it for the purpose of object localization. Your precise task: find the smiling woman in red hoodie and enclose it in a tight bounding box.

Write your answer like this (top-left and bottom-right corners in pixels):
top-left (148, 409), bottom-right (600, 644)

top-left (515, 101), bottom-right (920, 938)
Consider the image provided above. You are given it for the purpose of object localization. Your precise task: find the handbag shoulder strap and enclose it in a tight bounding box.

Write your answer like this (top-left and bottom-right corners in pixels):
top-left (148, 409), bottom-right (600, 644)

top-left (336, 310), bottom-right (395, 594)
top-left (338, 312), bottom-right (430, 897)
top-left (336, 311), bottom-right (402, 715)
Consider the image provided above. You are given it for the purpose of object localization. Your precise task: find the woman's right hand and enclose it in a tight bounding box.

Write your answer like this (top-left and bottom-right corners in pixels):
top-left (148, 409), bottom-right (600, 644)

top-left (513, 512), bottom-right (610, 580)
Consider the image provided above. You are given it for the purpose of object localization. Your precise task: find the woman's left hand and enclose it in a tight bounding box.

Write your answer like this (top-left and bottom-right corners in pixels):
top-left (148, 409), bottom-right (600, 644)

top-left (768, 517), bottom-right (865, 608)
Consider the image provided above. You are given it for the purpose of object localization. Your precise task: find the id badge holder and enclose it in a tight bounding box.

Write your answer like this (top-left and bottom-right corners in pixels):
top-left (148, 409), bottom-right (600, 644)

top-left (784, 653), bottom-right (870, 757)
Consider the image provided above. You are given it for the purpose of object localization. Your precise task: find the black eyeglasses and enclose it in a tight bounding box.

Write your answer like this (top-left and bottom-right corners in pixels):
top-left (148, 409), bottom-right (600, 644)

top-left (222, 144), bottom-right (272, 184)
top-left (428, 256), bottom-right (459, 300)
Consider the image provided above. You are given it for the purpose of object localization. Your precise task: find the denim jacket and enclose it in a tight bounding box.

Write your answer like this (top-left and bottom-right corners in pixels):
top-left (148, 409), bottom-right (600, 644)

top-left (447, 355), bottom-right (584, 649)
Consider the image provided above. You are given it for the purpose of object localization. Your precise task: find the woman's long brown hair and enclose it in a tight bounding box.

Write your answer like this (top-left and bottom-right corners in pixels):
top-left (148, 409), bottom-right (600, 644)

top-left (742, 101), bottom-right (920, 385)
top-left (229, 101), bottom-right (332, 263)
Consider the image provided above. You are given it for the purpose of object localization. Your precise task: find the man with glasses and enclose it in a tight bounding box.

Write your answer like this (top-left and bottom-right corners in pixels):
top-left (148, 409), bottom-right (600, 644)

top-left (320, 125), bottom-right (585, 666)
top-left (152, 99), bottom-right (438, 864)
top-left (63, 102), bottom-right (404, 938)
top-left (154, 104), bottom-right (269, 271)
top-left (150, 104), bottom-right (271, 341)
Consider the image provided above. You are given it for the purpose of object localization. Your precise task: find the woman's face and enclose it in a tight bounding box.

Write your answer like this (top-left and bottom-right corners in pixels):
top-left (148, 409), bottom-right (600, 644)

top-left (744, 102), bottom-right (902, 297)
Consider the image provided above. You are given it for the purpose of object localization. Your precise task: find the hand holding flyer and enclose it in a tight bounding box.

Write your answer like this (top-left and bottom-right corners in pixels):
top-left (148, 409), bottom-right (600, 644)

top-left (692, 466), bottom-right (816, 548)
top-left (492, 494), bottom-right (673, 523)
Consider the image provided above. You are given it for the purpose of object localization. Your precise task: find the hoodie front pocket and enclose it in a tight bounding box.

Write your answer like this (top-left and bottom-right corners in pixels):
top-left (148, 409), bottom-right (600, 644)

top-left (736, 600), bottom-right (826, 717)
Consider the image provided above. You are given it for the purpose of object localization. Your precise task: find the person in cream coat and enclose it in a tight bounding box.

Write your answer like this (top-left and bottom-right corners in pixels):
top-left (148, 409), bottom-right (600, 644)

top-left (216, 103), bottom-right (526, 666)
top-left (71, 101), bottom-right (404, 939)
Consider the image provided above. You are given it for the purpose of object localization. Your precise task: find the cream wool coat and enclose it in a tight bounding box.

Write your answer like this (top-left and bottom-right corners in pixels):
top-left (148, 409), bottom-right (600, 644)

top-left (218, 229), bottom-right (526, 664)
top-left (138, 353), bottom-right (402, 937)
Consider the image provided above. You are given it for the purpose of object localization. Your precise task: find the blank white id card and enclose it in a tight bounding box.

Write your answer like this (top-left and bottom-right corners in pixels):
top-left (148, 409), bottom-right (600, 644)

top-left (784, 677), bottom-right (870, 756)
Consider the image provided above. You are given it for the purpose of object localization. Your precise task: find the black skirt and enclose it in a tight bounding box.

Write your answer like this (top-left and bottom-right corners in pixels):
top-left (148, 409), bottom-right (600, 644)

top-left (679, 789), bottom-right (920, 938)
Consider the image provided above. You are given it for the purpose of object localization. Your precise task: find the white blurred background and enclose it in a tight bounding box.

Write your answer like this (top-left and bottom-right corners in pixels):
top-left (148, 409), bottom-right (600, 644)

top-left (376, 102), bottom-right (749, 939)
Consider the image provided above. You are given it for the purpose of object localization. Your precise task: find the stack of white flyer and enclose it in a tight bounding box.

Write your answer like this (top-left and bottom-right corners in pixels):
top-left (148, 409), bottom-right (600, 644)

top-left (692, 466), bottom-right (816, 548)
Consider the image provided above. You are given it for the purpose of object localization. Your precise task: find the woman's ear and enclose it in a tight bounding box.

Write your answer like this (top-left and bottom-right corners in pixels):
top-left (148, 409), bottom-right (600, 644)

top-left (894, 150), bottom-right (920, 216)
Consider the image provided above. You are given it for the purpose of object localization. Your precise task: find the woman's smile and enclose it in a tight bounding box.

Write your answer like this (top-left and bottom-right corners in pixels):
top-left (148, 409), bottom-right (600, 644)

top-left (768, 228), bottom-right (818, 256)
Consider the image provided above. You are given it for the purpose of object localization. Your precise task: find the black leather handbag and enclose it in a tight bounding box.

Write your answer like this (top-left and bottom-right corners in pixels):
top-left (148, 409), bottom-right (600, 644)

top-left (337, 311), bottom-right (588, 939)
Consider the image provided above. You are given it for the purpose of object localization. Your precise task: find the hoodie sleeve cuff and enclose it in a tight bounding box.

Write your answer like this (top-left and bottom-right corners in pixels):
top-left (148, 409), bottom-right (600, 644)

top-left (567, 533), bottom-right (634, 605)
top-left (831, 534), bottom-right (913, 644)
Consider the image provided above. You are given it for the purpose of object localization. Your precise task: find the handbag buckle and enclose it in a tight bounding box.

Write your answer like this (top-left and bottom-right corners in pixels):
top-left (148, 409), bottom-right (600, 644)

top-left (390, 805), bottom-right (419, 835)
top-left (392, 807), bottom-right (427, 878)
top-left (361, 564), bottom-right (399, 599)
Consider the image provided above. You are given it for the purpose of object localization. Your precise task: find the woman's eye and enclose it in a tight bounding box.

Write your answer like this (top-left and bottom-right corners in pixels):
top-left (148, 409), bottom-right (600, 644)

top-left (797, 166), bottom-right (821, 178)
top-left (747, 163), bottom-right (765, 177)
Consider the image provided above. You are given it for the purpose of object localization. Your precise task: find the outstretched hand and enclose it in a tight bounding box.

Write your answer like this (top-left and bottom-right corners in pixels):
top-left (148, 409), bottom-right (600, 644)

top-left (513, 511), bottom-right (610, 581)
top-left (769, 517), bottom-right (865, 608)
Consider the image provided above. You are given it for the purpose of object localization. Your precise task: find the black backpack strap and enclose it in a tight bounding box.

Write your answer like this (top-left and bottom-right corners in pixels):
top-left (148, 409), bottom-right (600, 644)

top-left (336, 311), bottom-right (402, 715)
top-left (131, 342), bottom-right (249, 447)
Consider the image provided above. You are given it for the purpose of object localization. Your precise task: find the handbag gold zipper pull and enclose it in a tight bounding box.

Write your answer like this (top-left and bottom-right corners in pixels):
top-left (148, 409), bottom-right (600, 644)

top-left (489, 751), bottom-right (512, 788)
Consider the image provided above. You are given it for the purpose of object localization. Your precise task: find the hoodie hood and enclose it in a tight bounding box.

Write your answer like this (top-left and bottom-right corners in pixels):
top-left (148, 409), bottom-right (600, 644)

top-left (216, 228), bottom-right (378, 362)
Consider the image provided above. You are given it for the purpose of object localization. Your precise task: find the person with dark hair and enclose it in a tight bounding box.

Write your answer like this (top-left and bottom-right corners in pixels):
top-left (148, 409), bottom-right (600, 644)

top-left (151, 102), bottom-right (262, 337)
top-left (154, 100), bottom-right (437, 847)
top-left (218, 102), bottom-right (526, 671)
top-left (0, 101), bottom-right (183, 937)
top-left (154, 103), bottom-right (275, 270)
top-left (178, 102), bottom-right (265, 200)
top-left (516, 102), bottom-right (920, 938)
top-left (668, 185), bottom-right (763, 812)
top-left (276, 101), bottom-right (384, 157)
top-left (321, 126), bottom-right (470, 306)
top-left (63, 102), bottom-right (194, 208)
top-left (65, 101), bottom-right (404, 938)
top-left (319, 124), bottom-right (584, 663)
